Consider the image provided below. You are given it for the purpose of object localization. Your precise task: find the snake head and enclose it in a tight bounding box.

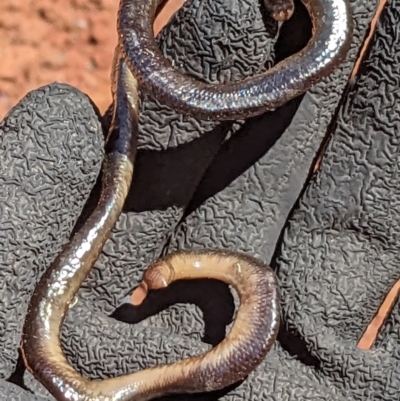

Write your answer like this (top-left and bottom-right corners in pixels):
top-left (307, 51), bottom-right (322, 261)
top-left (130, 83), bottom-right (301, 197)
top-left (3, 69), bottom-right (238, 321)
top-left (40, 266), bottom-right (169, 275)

top-left (143, 260), bottom-right (174, 290)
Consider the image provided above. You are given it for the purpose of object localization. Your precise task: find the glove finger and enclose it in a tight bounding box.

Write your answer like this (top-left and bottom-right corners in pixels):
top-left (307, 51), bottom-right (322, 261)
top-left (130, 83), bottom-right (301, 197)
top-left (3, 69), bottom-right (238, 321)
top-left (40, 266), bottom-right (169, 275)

top-left (78, 0), bottom-right (279, 313)
top-left (169, 0), bottom-right (375, 262)
top-left (276, 1), bottom-right (400, 398)
top-left (0, 83), bottom-right (104, 382)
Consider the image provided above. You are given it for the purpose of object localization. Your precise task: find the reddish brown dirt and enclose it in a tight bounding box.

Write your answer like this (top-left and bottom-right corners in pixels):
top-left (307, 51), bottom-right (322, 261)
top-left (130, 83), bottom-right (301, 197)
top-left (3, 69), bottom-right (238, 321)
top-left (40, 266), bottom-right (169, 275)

top-left (0, 0), bottom-right (183, 120)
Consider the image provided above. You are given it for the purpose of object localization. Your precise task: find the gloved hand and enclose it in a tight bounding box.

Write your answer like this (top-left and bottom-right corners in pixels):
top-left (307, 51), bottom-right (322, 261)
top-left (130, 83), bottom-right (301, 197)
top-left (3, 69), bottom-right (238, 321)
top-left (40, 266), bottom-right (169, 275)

top-left (1, 0), bottom-right (395, 400)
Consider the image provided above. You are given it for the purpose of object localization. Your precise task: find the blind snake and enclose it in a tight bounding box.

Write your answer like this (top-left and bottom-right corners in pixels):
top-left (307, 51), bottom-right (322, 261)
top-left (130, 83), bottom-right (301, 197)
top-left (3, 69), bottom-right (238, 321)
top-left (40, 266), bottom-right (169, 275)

top-left (20, 0), bottom-right (353, 400)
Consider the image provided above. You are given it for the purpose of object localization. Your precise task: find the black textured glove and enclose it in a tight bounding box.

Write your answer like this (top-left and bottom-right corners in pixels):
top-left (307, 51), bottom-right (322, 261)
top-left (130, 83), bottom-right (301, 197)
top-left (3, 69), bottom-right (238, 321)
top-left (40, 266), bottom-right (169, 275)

top-left (1, 0), bottom-right (396, 400)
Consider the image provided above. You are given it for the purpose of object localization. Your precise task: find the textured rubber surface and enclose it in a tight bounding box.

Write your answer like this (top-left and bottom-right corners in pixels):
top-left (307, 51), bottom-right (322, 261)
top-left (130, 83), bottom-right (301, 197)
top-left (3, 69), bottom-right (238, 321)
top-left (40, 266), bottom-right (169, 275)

top-left (275, 1), bottom-right (400, 397)
top-left (0, 83), bottom-right (104, 379)
top-left (0, 0), bottom-right (388, 399)
top-left (0, 379), bottom-right (45, 401)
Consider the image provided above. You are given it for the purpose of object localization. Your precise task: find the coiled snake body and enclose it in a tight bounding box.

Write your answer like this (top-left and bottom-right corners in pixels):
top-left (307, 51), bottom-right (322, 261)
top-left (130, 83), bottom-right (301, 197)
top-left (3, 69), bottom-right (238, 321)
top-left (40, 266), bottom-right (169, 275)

top-left (21, 0), bottom-right (353, 400)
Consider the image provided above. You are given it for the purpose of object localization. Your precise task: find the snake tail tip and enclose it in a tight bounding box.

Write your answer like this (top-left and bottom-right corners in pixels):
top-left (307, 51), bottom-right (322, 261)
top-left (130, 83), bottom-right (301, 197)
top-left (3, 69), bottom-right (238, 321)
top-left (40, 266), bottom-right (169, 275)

top-left (131, 281), bottom-right (149, 306)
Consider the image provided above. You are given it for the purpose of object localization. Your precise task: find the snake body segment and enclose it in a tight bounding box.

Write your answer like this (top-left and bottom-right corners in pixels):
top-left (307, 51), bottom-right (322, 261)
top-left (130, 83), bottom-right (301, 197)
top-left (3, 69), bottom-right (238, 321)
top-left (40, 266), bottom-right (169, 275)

top-left (118, 0), bottom-right (353, 120)
top-left (24, 251), bottom-right (280, 401)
